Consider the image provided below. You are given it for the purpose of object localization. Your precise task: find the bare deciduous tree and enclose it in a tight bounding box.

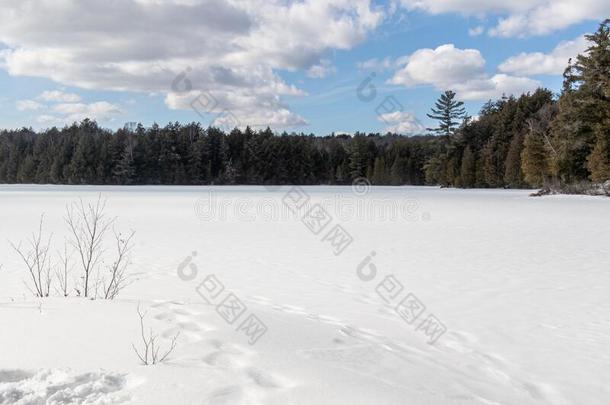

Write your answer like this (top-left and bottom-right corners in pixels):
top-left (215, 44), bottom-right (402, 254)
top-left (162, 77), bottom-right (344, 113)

top-left (103, 230), bottom-right (136, 300)
top-left (132, 304), bottom-right (179, 365)
top-left (65, 196), bottom-right (113, 298)
top-left (10, 215), bottom-right (53, 298)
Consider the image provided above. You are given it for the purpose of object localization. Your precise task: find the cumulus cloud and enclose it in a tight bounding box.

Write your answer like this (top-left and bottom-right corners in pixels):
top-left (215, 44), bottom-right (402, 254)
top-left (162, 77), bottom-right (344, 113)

top-left (307, 60), bottom-right (337, 79)
top-left (389, 44), bottom-right (540, 101)
top-left (489, 1), bottom-right (609, 37)
top-left (397, 0), bottom-right (538, 15)
top-left (51, 101), bottom-right (122, 122)
top-left (397, 0), bottom-right (610, 37)
top-left (15, 89), bottom-right (120, 126)
top-left (378, 111), bottom-right (425, 135)
top-left (390, 44), bottom-right (485, 89)
top-left (498, 35), bottom-right (588, 76)
top-left (16, 100), bottom-right (44, 111)
top-left (33, 101), bottom-right (122, 127)
top-left (452, 74), bottom-right (540, 101)
top-left (36, 115), bottom-right (63, 126)
top-left (38, 90), bottom-right (81, 103)
top-left (0, 0), bottom-right (383, 129)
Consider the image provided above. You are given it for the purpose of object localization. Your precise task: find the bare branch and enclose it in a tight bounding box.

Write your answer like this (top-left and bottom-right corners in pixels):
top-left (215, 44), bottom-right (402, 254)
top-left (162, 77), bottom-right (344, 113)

top-left (131, 303), bottom-right (179, 365)
top-left (55, 240), bottom-right (73, 297)
top-left (65, 195), bottom-right (114, 298)
top-left (103, 229), bottom-right (136, 300)
top-left (10, 215), bottom-right (53, 297)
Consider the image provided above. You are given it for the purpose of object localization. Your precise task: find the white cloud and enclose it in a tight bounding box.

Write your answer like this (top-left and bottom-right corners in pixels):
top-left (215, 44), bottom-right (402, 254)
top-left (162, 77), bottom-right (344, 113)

top-left (35, 114), bottom-right (63, 126)
top-left (18, 89), bottom-right (121, 126)
top-left (0, 0), bottom-right (383, 129)
top-left (489, 1), bottom-right (609, 37)
top-left (378, 111), bottom-right (425, 135)
top-left (51, 101), bottom-right (122, 123)
top-left (38, 90), bottom-right (81, 103)
top-left (33, 101), bottom-right (123, 127)
top-left (397, 0), bottom-right (539, 15)
top-left (389, 44), bottom-right (540, 101)
top-left (453, 74), bottom-right (540, 101)
top-left (163, 67), bottom-right (307, 129)
top-left (397, 0), bottom-right (610, 37)
top-left (498, 35), bottom-right (588, 76)
top-left (307, 59), bottom-right (337, 79)
top-left (16, 100), bottom-right (44, 111)
top-left (390, 44), bottom-right (486, 89)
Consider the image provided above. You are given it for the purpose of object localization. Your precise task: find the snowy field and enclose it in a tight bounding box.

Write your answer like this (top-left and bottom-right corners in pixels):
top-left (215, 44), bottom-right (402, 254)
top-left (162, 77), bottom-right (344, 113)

top-left (0, 185), bottom-right (608, 405)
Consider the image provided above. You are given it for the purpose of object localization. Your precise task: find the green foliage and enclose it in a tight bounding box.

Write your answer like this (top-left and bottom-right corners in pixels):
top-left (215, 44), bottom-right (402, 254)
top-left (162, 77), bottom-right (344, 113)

top-left (587, 136), bottom-right (610, 182)
top-left (550, 19), bottom-right (610, 184)
top-left (460, 146), bottom-right (476, 188)
top-left (0, 123), bottom-right (436, 186)
top-left (521, 131), bottom-right (550, 187)
top-left (427, 90), bottom-right (467, 136)
top-left (421, 88), bottom-right (555, 189)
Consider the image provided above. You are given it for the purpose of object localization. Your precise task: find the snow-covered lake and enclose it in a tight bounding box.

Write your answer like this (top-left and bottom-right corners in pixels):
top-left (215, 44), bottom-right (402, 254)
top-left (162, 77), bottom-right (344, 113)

top-left (0, 185), bottom-right (608, 404)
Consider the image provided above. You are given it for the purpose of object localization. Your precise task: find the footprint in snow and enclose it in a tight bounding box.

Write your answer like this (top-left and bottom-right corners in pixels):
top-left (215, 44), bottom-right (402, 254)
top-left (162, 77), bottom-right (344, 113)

top-left (0, 368), bottom-right (131, 405)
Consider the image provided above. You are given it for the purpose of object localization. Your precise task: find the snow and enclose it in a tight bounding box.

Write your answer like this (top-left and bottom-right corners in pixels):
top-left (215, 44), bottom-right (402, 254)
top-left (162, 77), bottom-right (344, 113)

top-left (0, 185), bottom-right (608, 404)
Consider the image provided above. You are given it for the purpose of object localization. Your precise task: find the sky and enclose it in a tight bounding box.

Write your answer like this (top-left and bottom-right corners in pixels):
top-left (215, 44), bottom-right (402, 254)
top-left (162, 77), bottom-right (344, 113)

top-left (0, 0), bottom-right (605, 135)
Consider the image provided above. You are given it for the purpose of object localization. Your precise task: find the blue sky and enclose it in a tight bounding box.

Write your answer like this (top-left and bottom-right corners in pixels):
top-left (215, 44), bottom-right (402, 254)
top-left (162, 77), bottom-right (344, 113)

top-left (0, 1), bottom-right (604, 135)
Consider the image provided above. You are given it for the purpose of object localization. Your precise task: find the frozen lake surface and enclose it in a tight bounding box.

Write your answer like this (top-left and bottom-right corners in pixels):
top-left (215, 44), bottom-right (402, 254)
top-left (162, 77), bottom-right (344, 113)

top-left (0, 185), bottom-right (608, 404)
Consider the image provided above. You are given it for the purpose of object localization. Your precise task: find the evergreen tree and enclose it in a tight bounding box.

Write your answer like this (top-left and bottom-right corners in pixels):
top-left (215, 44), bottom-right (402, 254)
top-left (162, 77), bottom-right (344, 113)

top-left (349, 135), bottom-right (368, 179)
top-left (424, 155), bottom-right (446, 185)
top-left (390, 157), bottom-right (403, 185)
top-left (114, 148), bottom-right (136, 185)
top-left (427, 90), bottom-right (467, 136)
top-left (587, 137), bottom-right (610, 182)
top-left (460, 146), bottom-right (476, 188)
top-left (372, 157), bottom-right (387, 185)
top-left (551, 20), bottom-right (610, 184)
top-left (504, 133), bottom-right (525, 188)
top-left (521, 130), bottom-right (549, 187)
top-left (581, 20), bottom-right (610, 183)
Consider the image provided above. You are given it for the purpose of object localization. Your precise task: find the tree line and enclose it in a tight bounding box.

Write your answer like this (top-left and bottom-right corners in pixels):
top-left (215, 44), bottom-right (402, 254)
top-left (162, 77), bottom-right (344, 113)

top-left (0, 122), bottom-right (436, 186)
top-left (1, 20), bottom-right (608, 191)
top-left (424, 19), bottom-right (610, 192)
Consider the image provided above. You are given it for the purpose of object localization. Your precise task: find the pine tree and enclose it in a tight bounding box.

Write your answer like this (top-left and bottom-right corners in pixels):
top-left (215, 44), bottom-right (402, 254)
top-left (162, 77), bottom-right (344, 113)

top-left (424, 155), bottom-right (446, 185)
top-left (460, 146), bottom-right (476, 188)
top-left (427, 90), bottom-right (467, 136)
top-left (372, 157), bottom-right (387, 184)
top-left (349, 135), bottom-right (368, 179)
top-left (551, 20), bottom-right (610, 184)
top-left (114, 148), bottom-right (136, 185)
top-left (587, 136), bottom-right (610, 183)
top-left (481, 140), bottom-right (501, 187)
top-left (504, 132), bottom-right (524, 188)
top-left (390, 157), bottom-right (403, 185)
top-left (521, 131), bottom-right (549, 187)
top-left (582, 20), bottom-right (610, 183)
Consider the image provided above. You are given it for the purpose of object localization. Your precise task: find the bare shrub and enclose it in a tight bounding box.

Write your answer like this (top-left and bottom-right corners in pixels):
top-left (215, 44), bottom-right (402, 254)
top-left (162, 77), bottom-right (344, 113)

top-left (10, 215), bottom-right (53, 298)
top-left (103, 230), bottom-right (136, 300)
top-left (55, 241), bottom-right (73, 297)
top-left (132, 304), bottom-right (179, 365)
top-left (65, 196), bottom-right (113, 298)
